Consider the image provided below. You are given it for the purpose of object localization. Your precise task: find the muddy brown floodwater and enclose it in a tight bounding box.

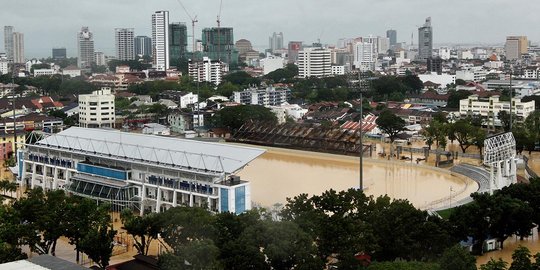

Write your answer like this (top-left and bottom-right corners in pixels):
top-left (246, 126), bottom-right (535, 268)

top-left (237, 146), bottom-right (478, 210)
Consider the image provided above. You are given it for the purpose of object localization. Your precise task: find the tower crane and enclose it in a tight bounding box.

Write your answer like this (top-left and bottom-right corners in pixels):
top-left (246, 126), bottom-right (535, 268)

top-left (175, 0), bottom-right (198, 59)
top-left (216, 0), bottom-right (223, 61)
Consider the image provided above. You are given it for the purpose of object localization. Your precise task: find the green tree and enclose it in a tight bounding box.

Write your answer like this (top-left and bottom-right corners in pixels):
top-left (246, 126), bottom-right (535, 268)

top-left (449, 119), bottom-right (477, 153)
top-left (368, 261), bottom-right (441, 270)
top-left (210, 105), bottom-right (277, 131)
top-left (480, 258), bottom-right (508, 270)
top-left (439, 245), bottom-right (477, 270)
top-left (509, 246), bottom-right (533, 270)
top-left (222, 71), bottom-right (261, 87)
top-left (447, 90), bottom-right (473, 109)
top-left (120, 209), bottom-right (164, 256)
top-left (217, 81), bottom-right (240, 98)
top-left (375, 110), bottom-right (406, 143)
top-left (498, 111), bottom-right (514, 132)
top-left (79, 223), bottom-right (116, 269)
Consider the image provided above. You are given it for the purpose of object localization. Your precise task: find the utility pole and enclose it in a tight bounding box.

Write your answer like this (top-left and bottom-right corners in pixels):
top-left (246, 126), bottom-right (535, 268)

top-left (11, 76), bottom-right (17, 163)
top-left (509, 67), bottom-right (513, 131)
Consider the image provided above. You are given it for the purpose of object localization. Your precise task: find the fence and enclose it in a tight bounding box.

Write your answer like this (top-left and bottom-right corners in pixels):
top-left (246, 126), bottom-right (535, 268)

top-left (524, 156), bottom-right (539, 179)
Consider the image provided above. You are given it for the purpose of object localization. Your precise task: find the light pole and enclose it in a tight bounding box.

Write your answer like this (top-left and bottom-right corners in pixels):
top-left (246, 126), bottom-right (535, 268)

top-left (359, 91), bottom-right (363, 190)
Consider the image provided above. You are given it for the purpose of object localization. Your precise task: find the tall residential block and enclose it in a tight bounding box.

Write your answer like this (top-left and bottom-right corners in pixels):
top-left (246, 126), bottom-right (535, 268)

top-left (505, 36), bottom-right (528, 61)
top-left (269, 32), bottom-right (284, 53)
top-left (298, 48), bottom-right (331, 78)
top-left (12, 32), bottom-right (24, 64)
top-left (134, 36), bottom-right (152, 57)
top-left (77, 27), bottom-right (95, 69)
top-left (188, 57), bottom-right (225, 85)
top-left (287, 41), bottom-right (302, 64)
top-left (386, 29), bottom-right (397, 47)
top-left (3, 26), bottom-right (13, 62)
top-left (417, 17), bottom-right (433, 62)
top-left (52, 48), bottom-right (67, 60)
top-left (152, 11), bottom-right (170, 71)
top-left (202, 27), bottom-right (238, 65)
top-left (115, 28), bottom-right (135, 61)
top-left (169, 22), bottom-right (188, 66)
top-left (354, 42), bottom-right (375, 71)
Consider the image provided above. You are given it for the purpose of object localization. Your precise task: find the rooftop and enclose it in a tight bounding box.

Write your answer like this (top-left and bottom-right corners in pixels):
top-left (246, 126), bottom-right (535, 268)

top-left (33, 127), bottom-right (265, 174)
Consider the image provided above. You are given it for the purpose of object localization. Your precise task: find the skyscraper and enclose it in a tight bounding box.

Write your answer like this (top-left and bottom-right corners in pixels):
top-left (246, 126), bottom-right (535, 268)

top-left (288, 41), bottom-right (302, 64)
top-left (169, 22), bottom-right (188, 66)
top-left (386, 29), bottom-right (397, 47)
top-left (77, 27), bottom-right (95, 69)
top-left (269, 32), bottom-right (284, 53)
top-left (417, 17), bottom-right (433, 62)
top-left (505, 36), bottom-right (528, 61)
top-left (52, 48), bottom-right (67, 60)
top-left (4, 26), bottom-right (13, 62)
top-left (152, 10), bottom-right (170, 71)
top-left (201, 27), bottom-right (238, 64)
top-left (298, 48), bottom-right (331, 78)
top-left (12, 32), bottom-right (24, 63)
top-left (115, 28), bottom-right (135, 61)
top-left (134, 36), bottom-right (152, 57)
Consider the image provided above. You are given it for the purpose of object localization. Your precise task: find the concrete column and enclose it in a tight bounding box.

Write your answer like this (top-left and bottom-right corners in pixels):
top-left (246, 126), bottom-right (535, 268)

top-left (140, 184), bottom-right (146, 215)
top-left (156, 187), bottom-right (161, 213)
top-left (172, 190), bottom-right (178, 207)
top-left (53, 168), bottom-right (58, 190)
top-left (31, 163), bottom-right (37, 189)
top-left (20, 161), bottom-right (27, 187)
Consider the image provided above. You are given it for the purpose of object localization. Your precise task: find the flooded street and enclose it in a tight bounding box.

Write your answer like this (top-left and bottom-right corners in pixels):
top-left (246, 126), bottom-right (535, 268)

top-left (238, 146), bottom-right (478, 209)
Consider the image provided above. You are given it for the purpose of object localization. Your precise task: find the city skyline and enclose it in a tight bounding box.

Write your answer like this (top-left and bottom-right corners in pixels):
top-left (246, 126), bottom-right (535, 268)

top-left (1, 0), bottom-right (539, 58)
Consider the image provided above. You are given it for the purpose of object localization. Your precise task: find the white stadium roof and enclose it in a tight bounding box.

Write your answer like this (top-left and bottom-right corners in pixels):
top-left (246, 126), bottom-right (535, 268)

top-left (34, 127), bottom-right (265, 174)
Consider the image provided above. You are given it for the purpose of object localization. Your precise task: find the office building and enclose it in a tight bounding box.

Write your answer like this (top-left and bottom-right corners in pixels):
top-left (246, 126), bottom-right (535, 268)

top-left (77, 27), bottom-right (95, 69)
top-left (188, 57), bottom-right (225, 85)
top-left (152, 10), bottom-right (170, 71)
top-left (94, 52), bottom-right (106, 66)
top-left (505, 36), bottom-right (528, 61)
top-left (78, 88), bottom-right (115, 128)
top-left (386, 29), bottom-right (397, 47)
top-left (288, 41), bottom-right (302, 64)
top-left (4, 26), bottom-right (13, 62)
top-left (377, 37), bottom-right (390, 55)
top-left (18, 127), bottom-right (264, 214)
top-left (427, 57), bottom-right (443, 74)
top-left (269, 32), bottom-right (284, 53)
top-left (298, 48), bottom-right (331, 78)
top-left (459, 95), bottom-right (535, 126)
top-left (354, 42), bottom-right (375, 71)
top-left (202, 27), bottom-right (238, 65)
top-left (169, 22), bottom-right (188, 66)
top-left (115, 28), bottom-right (135, 61)
top-left (134, 36), bottom-right (152, 57)
top-left (12, 32), bottom-right (24, 64)
top-left (417, 17), bottom-right (433, 62)
top-left (52, 48), bottom-right (67, 60)
top-left (232, 86), bottom-right (290, 106)
top-left (260, 55), bottom-right (285, 75)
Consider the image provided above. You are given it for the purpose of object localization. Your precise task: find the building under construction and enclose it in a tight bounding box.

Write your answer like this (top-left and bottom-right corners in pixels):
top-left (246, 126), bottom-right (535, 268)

top-left (228, 121), bottom-right (371, 156)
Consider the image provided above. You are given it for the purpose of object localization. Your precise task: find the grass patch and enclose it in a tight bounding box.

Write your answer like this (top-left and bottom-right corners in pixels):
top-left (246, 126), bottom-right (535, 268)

top-left (437, 208), bottom-right (456, 219)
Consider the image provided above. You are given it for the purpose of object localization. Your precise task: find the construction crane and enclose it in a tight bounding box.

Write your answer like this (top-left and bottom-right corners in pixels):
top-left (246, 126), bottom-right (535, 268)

top-left (175, 0), bottom-right (198, 59)
top-left (216, 0), bottom-right (223, 61)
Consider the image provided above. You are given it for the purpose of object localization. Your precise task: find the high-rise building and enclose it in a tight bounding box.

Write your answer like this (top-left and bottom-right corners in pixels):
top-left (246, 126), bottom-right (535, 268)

top-left (298, 48), bottom-right (331, 78)
top-left (134, 36), bottom-right (152, 57)
top-left (188, 57), bottom-right (225, 85)
top-left (169, 22), bottom-right (188, 66)
top-left (152, 10), bottom-right (170, 71)
top-left (78, 88), bottom-right (115, 128)
top-left (201, 27), bottom-right (238, 65)
top-left (427, 57), bottom-right (443, 75)
top-left (287, 41), bottom-right (302, 64)
top-left (354, 42), bottom-right (375, 71)
top-left (4, 26), bottom-right (13, 62)
top-left (417, 17), bottom-right (433, 62)
top-left (77, 27), bottom-right (95, 69)
top-left (377, 37), bottom-right (390, 55)
top-left (52, 48), bottom-right (67, 60)
top-left (505, 36), bottom-right (528, 61)
top-left (12, 32), bottom-right (24, 64)
top-left (269, 32), bottom-right (284, 53)
top-left (386, 29), bottom-right (397, 47)
top-left (94, 51), bottom-right (106, 66)
top-left (115, 28), bottom-right (135, 61)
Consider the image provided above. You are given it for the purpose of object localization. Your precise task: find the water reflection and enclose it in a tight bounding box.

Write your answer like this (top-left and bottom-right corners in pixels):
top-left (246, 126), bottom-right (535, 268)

top-left (238, 147), bottom-right (478, 209)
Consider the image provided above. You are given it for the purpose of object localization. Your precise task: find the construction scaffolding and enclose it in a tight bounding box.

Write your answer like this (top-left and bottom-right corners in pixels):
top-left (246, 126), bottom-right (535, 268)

top-left (228, 121), bottom-right (372, 156)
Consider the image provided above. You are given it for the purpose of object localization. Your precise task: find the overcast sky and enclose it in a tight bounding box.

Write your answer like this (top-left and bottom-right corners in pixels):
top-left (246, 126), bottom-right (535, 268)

top-left (1, 0), bottom-right (538, 58)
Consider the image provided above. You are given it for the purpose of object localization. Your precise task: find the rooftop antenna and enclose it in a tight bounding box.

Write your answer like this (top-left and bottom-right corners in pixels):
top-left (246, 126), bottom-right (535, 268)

top-left (175, 0), bottom-right (198, 58)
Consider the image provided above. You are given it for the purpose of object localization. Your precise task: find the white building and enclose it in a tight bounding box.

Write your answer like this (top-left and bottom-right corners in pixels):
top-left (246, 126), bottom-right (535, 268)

top-left (26, 59), bottom-right (42, 72)
top-left (12, 32), bottom-right (24, 64)
top-left (331, 65), bottom-right (345, 75)
top-left (142, 123), bottom-right (171, 135)
top-left (152, 11), bottom-right (170, 71)
top-left (377, 37), bottom-right (390, 55)
top-left (115, 28), bottom-right (135, 61)
top-left (94, 52), bottom-right (106, 66)
top-left (33, 69), bottom-right (56, 77)
top-left (77, 27), bottom-right (95, 69)
top-left (459, 50), bottom-right (474, 60)
top-left (354, 42), bottom-right (375, 71)
top-left (459, 95), bottom-right (535, 126)
top-left (0, 59), bottom-right (7, 75)
top-left (298, 48), bottom-right (331, 78)
top-left (62, 66), bottom-right (82, 78)
top-left (484, 61), bottom-right (504, 69)
top-left (418, 73), bottom-right (456, 87)
top-left (438, 47), bottom-right (451, 60)
top-left (232, 87), bottom-right (290, 106)
top-left (18, 127), bottom-right (264, 214)
top-left (178, 92), bottom-right (198, 109)
top-left (78, 88), bottom-right (116, 128)
top-left (260, 55), bottom-right (285, 75)
top-left (188, 57), bottom-right (225, 85)
top-left (455, 68), bottom-right (487, 82)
